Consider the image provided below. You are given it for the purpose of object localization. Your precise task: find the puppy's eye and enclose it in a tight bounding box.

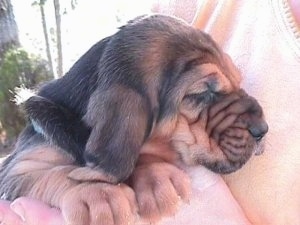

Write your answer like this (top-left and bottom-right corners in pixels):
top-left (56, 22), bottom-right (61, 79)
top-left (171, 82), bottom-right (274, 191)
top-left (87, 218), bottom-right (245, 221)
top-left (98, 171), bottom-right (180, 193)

top-left (183, 91), bottom-right (214, 105)
top-left (182, 58), bottom-right (201, 73)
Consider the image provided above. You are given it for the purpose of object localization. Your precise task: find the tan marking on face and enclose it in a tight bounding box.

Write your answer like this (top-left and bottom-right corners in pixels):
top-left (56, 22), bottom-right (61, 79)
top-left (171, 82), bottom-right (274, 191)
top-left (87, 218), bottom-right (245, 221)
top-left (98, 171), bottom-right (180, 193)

top-left (186, 63), bottom-right (234, 94)
top-left (178, 62), bottom-right (237, 124)
top-left (152, 115), bottom-right (178, 139)
top-left (171, 114), bottom-right (211, 166)
top-left (171, 113), bottom-right (234, 167)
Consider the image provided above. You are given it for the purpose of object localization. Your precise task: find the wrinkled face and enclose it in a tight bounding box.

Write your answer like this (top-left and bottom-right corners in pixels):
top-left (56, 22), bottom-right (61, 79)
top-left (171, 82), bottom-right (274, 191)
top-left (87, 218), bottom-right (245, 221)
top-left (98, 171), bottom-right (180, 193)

top-left (172, 88), bottom-right (268, 174)
top-left (122, 15), bottom-right (268, 174)
top-left (164, 50), bottom-right (268, 174)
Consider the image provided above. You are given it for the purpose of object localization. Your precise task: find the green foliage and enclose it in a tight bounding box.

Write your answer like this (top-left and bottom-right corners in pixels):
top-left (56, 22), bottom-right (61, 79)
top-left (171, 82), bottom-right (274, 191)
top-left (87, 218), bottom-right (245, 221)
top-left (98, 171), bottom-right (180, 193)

top-left (0, 47), bottom-right (53, 138)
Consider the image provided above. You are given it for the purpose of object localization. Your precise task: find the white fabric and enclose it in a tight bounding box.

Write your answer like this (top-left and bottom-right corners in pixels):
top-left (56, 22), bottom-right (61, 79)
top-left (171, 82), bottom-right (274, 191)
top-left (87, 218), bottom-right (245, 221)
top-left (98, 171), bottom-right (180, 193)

top-left (153, 0), bottom-right (300, 224)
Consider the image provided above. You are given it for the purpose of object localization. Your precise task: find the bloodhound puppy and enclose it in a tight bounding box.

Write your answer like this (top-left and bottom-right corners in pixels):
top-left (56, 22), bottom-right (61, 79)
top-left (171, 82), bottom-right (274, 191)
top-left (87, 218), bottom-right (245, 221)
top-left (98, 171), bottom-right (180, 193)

top-left (0, 15), bottom-right (268, 224)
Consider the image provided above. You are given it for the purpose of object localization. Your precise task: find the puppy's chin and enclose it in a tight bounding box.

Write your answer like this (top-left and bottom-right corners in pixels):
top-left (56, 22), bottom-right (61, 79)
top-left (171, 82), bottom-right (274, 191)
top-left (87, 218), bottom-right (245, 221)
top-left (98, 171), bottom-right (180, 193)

top-left (198, 127), bottom-right (257, 174)
top-left (171, 120), bottom-right (257, 174)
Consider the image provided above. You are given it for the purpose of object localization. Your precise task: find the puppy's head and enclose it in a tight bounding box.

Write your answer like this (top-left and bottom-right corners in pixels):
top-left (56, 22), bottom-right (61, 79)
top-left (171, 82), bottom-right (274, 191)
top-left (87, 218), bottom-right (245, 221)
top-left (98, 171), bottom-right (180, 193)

top-left (83, 15), bottom-right (268, 181)
top-left (120, 15), bottom-right (268, 174)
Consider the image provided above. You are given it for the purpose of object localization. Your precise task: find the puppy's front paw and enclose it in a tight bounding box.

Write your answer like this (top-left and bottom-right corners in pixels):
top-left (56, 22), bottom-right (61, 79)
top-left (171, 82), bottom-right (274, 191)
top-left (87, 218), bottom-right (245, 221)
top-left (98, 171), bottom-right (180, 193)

top-left (130, 162), bottom-right (191, 222)
top-left (61, 182), bottom-right (137, 225)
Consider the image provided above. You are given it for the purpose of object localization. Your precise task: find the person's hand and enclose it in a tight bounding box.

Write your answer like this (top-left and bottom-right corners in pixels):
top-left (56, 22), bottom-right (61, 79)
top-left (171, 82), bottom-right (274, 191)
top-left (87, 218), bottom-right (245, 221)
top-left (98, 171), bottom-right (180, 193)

top-left (0, 197), bottom-right (63, 225)
top-left (0, 166), bottom-right (251, 225)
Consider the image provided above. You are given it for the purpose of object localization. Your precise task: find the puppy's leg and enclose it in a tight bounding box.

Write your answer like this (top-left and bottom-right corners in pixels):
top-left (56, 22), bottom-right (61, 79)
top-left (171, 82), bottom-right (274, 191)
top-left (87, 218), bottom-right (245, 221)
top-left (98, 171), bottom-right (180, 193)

top-left (24, 95), bottom-right (90, 164)
top-left (129, 152), bottom-right (191, 222)
top-left (0, 146), bottom-right (137, 225)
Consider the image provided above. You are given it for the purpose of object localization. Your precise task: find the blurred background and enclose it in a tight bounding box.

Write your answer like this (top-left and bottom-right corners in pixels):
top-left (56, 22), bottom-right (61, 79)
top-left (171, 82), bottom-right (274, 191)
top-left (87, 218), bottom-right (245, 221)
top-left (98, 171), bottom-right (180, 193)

top-left (0, 0), bottom-right (158, 157)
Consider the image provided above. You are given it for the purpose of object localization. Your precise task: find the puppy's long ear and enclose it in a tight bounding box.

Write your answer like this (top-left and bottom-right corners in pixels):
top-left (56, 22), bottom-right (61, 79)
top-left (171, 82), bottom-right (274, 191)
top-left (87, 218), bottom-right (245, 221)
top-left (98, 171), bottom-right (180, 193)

top-left (83, 85), bottom-right (152, 183)
top-left (23, 37), bottom-right (114, 165)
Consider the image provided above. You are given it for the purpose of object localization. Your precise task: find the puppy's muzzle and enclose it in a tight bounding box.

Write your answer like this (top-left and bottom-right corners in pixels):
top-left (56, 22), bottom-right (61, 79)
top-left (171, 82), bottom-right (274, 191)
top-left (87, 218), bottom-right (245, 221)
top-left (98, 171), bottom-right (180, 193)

top-left (204, 89), bottom-right (268, 173)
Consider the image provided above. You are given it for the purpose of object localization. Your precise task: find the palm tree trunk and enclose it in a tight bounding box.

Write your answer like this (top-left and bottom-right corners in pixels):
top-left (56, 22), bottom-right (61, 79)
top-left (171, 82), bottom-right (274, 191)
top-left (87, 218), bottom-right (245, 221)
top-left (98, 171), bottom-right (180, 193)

top-left (39, 0), bottom-right (54, 76)
top-left (53, 0), bottom-right (63, 77)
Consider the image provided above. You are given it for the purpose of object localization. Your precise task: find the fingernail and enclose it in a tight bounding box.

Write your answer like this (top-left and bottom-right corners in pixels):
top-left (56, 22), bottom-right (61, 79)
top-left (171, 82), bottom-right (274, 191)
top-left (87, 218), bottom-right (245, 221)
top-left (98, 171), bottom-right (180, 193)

top-left (10, 202), bottom-right (26, 221)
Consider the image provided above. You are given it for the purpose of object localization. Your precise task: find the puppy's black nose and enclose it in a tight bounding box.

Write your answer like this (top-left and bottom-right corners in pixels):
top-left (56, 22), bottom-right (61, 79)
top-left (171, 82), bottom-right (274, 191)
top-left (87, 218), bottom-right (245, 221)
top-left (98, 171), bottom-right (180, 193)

top-left (248, 122), bottom-right (268, 141)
